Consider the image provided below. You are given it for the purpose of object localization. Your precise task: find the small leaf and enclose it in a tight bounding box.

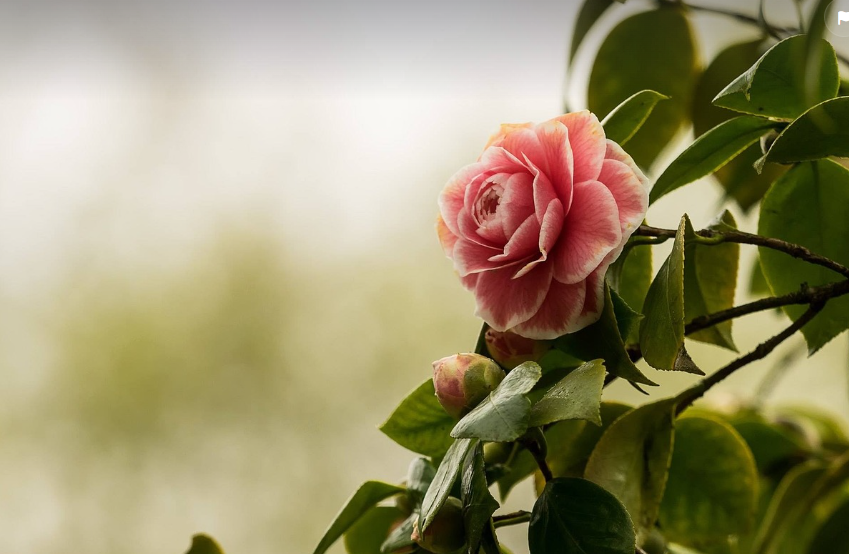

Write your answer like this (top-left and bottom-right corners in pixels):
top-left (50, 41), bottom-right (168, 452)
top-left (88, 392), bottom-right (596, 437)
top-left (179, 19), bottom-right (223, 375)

top-left (684, 211), bottom-right (740, 351)
top-left (557, 285), bottom-right (657, 385)
top-left (529, 478), bottom-right (636, 554)
top-left (659, 416), bottom-right (759, 548)
top-left (584, 398), bottom-right (676, 534)
top-left (461, 443), bottom-right (500, 554)
top-left (607, 243), bottom-right (652, 343)
top-left (313, 481), bottom-right (405, 554)
top-left (570, 0), bottom-right (616, 66)
top-left (185, 535), bottom-right (225, 554)
top-left (451, 363), bottom-right (541, 442)
top-left (758, 160), bottom-right (849, 353)
top-left (640, 216), bottom-right (692, 371)
top-left (601, 90), bottom-right (669, 145)
top-left (405, 457), bottom-right (436, 505)
top-left (588, 6), bottom-right (699, 168)
top-left (760, 97), bottom-right (849, 166)
top-left (379, 379), bottom-right (455, 458)
top-left (806, 497), bottom-right (849, 554)
top-left (650, 116), bottom-right (779, 203)
top-left (713, 35), bottom-right (839, 120)
top-left (420, 438), bottom-right (477, 531)
top-left (529, 359), bottom-right (605, 427)
top-left (380, 513), bottom-right (416, 554)
top-left (344, 506), bottom-right (405, 554)
top-left (609, 279), bottom-right (645, 343)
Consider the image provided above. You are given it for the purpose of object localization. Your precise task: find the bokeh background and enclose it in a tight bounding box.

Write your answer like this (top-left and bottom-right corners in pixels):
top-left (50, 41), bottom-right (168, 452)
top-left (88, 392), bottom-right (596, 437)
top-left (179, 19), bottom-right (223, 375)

top-left (1, 1), bottom-right (848, 552)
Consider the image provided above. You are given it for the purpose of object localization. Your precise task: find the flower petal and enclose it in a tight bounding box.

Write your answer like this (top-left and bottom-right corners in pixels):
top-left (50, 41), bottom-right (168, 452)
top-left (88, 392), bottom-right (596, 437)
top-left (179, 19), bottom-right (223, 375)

top-left (439, 162), bottom-right (483, 236)
top-left (489, 214), bottom-right (541, 264)
top-left (473, 264), bottom-right (554, 331)
top-left (605, 139), bottom-right (649, 188)
top-left (539, 198), bottom-right (565, 256)
top-left (554, 111), bottom-right (606, 183)
top-left (524, 156), bottom-right (558, 223)
top-left (436, 215), bottom-right (458, 257)
top-left (499, 172), bottom-right (535, 237)
top-left (552, 180), bottom-right (622, 284)
top-left (511, 278), bottom-right (586, 339)
top-left (534, 120), bottom-right (575, 208)
top-left (454, 239), bottom-right (518, 276)
top-left (598, 158), bottom-right (649, 237)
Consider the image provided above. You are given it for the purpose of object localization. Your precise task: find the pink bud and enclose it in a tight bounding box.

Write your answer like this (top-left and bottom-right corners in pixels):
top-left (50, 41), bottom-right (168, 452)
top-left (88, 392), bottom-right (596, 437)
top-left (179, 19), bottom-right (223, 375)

top-left (484, 328), bottom-right (551, 369)
top-left (432, 353), bottom-right (505, 420)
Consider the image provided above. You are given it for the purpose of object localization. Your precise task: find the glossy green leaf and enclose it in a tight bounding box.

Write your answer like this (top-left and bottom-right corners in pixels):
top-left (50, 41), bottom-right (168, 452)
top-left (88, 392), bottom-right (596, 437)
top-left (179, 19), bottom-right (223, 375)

top-left (570, 0), bottom-right (616, 65)
top-left (185, 535), bottom-right (225, 554)
top-left (802, 0), bottom-right (833, 111)
top-left (313, 481), bottom-right (405, 554)
top-left (660, 416), bottom-right (758, 547)
top-left (758, 160), bottom-right (849, 353)
top-left (557, 285), bottom-right (656, 385)
top-left (760, 97), bottom-right (849, 166)
top-left (451, 362), bottom-right (541, 442)
top-left (461, 442), bottom-right (499, 554)
top-left (601, 90), bottom-right (669, 145)
top-left (729, 414), bottom-right (810, 476)
top-left (608, 244), bottom-right (652, 343)
top-left (588, 6), bottom-right (699, 168)
top-left (609, 280), bottom-right (644, 343)
top-left (379, 379), bottom-right (455, 458)
top-left (640, 216), bottom-right (699, 372)
top-left (713, 35), bottom-right (839, 120)
top-left (585, 398), bottom-right (676, 533)
top-left (529, 478), bottom-right (636, 554)
top-left (529, 359), bottom-right (605, 427)
top-left (806, 497), bottom-right (849, 554)
top-left (344, 506), bottom-right (405, 554)
top-left (684, 211), bottom-right (740, 351)
top-left (650, 116), bottom-right (779, 203)
top-left (420, 438), bottom-right (477, 531)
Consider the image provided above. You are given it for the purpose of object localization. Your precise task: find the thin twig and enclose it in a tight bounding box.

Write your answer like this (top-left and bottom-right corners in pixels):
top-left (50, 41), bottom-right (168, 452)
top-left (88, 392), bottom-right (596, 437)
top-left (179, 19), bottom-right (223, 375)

top-left (523, 438), bottom-right (553, 482)
top-left (675, 303), bottom-right (823, 414)
top-left (492, 510), bottom-right (532, 528)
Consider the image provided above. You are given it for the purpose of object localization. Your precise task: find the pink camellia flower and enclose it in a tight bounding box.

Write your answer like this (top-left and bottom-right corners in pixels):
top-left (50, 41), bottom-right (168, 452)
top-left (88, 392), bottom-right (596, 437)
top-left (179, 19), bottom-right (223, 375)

top-left (437, 112), bottom-right (648, 340)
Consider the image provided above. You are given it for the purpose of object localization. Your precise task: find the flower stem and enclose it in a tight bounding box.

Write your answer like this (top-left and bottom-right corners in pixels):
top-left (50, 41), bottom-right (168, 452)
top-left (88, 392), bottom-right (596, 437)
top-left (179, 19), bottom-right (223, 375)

top-left (492, 510), bottom-right (532, 528)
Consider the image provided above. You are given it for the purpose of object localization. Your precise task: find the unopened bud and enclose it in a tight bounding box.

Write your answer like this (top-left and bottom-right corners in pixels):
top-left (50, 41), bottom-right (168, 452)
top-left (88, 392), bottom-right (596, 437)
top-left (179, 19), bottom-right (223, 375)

top-left (432, 353), bottom-right (505, 419)
top-left (484, 329), bottom-right (550, 369)
top-left (411, 497), bottom-right (466, 554)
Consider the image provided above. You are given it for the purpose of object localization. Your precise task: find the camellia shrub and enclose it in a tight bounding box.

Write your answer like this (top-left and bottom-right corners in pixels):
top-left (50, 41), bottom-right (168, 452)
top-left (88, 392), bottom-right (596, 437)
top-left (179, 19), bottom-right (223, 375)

top-left (186, 1), bottom-right (849, 553)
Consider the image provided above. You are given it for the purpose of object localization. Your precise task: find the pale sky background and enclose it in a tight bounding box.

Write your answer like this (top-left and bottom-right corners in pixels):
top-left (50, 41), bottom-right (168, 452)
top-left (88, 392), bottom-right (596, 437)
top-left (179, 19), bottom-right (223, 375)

top-left (0, 1), bottom-right (848, 553)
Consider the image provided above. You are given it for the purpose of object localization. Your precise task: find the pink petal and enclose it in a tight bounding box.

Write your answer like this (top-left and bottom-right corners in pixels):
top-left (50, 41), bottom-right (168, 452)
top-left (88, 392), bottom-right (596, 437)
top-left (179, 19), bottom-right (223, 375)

top-left (572, 262), bottom-right (607, 329)
top-left (473, 264), bottom-right (554, 331)
top-left (598, 159), bottom-right (649, 237)
top-left (511, 279), bottom-right (586, 339)
top-left (552, 180), bottom-right (622, 284)
top-left (460, 273), bottom-right (478, 291)
top-left (439, 162), bottom-right (484, 237)
top-left (533, 120), bottom-right (575, 209)
top-left (605, 140), bottom-right (649, 188)
top-left (489, 214), bottom-right (541, 263)
top-left (499, 172), bottom-right (535, 237)
top-left (525, 156), bottom-right (558, 223)
top-left (454, 239), bottom-right (519, 277)
top-left (483, 122), bottom-right (534, 151)
top-left (554, 111), bottom-right (606, 183)
top-left (436, 215), bottom-right (458, 257)
top-left (458, 210), bottom-right (501, 248)
top-left (539, 198), bottom-right (565, 256)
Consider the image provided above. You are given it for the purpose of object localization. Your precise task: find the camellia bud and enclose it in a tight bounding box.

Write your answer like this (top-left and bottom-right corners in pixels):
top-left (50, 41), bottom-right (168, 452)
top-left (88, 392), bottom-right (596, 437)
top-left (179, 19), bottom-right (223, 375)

top-left (484, 328), bottom-right (550, 369)
top-left (411, 497), bottom-right (466, 554)
top-left (432, 353), bottom-right (505, 420)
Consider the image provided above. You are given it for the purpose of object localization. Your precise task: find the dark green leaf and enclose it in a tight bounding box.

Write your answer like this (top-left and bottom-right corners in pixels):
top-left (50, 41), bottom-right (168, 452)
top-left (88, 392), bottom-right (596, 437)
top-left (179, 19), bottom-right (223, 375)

top-left (684, 211), bottom-right (740, 351)
top-left (713, 35), bottom-right (838, 120)
top-left (588, 6), bottom-right (699, 168)
top-left (609, 286), bottom-right (644, 343)
top-left (749, 257), bottom-right (770, 296)
top-left (608, 244), bottom-right (652, 344)
top-left (406, 457), bottom-right (436, 505)
top-left (758, 160), bottom-right (849, 353)
top-left (570, 0), bottom-right (616, 66)
top-left (420, 438), bottom-right (477, 531)
top-left (529, 359), bottom-right (605, 427)
top-left (806, 497), bottom-right (849, 554)
top-left (801, 0), bottom-right (832, 111)
top-left (659, 416), bottom-right (758, 547)
top-left (557, 285), bottom-right (657, 385)
top-left (461, 443), bottom-right (499, 554)
top-left (774, 405), bottom-right (849, 451)
top-left (380, 379), bottom-right (455, 458)
top-left (529, 477), bottom-right (636, 554)
top-left (344, 506), bottom-right (405, 554)
top-left (585, 398), bottom-right (676, 533)
top-left (650, 116), bottom-right (779, 203)
top-left (313, 481), bottom-right (405, 554)
top-left (451, 363), bottom-right (541, 442)
top-left (640, 216), bottom-right (699, 372)
top-left (185, 535), bottom-right (225, 554)
top-left (760, 97), bottom-right (849, 166)
top-left (729, 412), bottom-right (810, 476)
top-left (601, 90), bottom-right (669, 145)
top-left (380, 513), bottom-right (416, 554)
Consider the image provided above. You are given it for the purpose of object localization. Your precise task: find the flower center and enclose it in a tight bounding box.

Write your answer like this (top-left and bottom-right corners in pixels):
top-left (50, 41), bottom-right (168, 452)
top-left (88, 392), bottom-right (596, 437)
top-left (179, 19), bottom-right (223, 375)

top-left (475, 182), bottom-right (503, 223)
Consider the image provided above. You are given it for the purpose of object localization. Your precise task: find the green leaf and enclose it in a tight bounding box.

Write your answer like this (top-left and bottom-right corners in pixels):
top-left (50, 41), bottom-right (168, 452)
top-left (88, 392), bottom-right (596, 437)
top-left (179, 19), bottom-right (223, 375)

top-left (729, 413), bottom-right (810, 476)
top-left (749, 257), bottom-right (770, 296)
top-left (609, 282), bottom-right (644, 343)
top-left (608, 244), bottom-right (652, 343)
top-left (758, 159), bottom-right (849, 353)
top-left (529, 478), bottom-right (636, 554)
top-left (380, 513), bottom-right (415, 554)
top-left (601, 90), bottom-right (669, 146)
top-left (659, 416), bottom-right (758, 548)
top-left (420, 437), bottom-right (477, 531)
top-left (684, 211), bottom-right (740, 351)
top-left (451, 363), bottom-right (541, 442)
top-left (570, 0), bottom-right (616, 66)
top-left (405, 457), bottom-right (436, 505)
top-left (557, 285), bottom-right (657, 385)
top-left (640, 216), bottom-right (700, 372)
top-left (344, 506), bottom-right (405, 554)
top-left (185, 535), bottom-right (225, 554)
top-left (529, 359), bottom-right (605, 427)
top-left (650, 116), bottom-right (779, 203)
top-left (313, 481), bottom-right (405, 554)
top-left (584, 398), bottom-right (676, 534)
top-left (806, 497), bottom-right (849, 554)
top-left (774, 405), bottom-right (849, 451)
top-left (379, 379), bottom-right (455, 458)
top-left (713, 35), bottom-right (839, 120)
top-left (461, 442), bottom-right (500, 554)
top-left (760, 97), bottom-right (849, 166)
top-left (588, 6), bottom-right (699, 168)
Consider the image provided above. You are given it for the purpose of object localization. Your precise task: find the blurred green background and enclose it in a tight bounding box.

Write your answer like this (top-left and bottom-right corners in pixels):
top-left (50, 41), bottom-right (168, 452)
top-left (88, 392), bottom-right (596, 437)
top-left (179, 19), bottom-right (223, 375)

top-left (0, 1), bottom-right (848, 553)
